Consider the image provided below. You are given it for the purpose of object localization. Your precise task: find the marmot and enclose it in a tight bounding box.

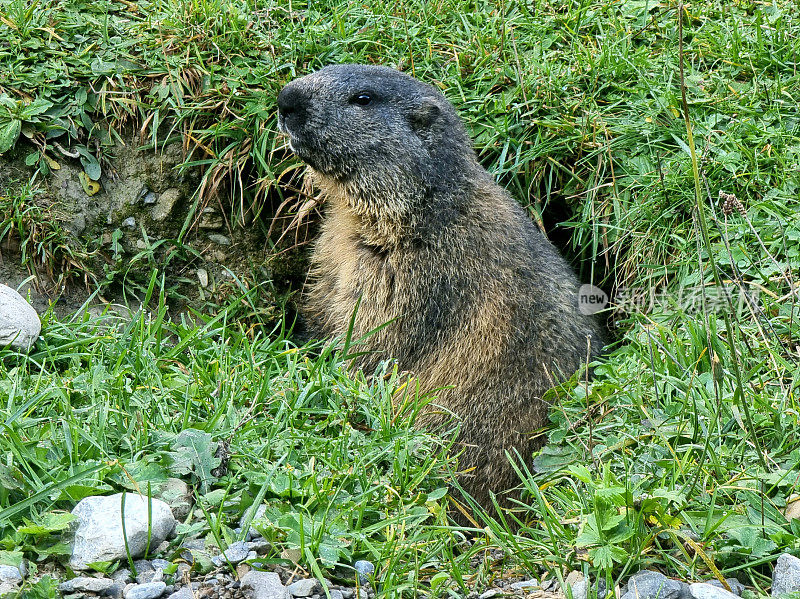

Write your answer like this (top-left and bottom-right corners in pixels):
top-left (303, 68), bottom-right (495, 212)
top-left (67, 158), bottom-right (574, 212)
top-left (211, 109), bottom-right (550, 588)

top-left (277, 64), bottom-right (604, 513)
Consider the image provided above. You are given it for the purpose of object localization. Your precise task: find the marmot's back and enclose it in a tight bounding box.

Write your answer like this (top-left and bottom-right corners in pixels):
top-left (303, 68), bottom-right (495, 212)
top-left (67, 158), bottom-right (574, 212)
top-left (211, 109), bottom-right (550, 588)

top-left (278, 64), bottom-right (604, 513)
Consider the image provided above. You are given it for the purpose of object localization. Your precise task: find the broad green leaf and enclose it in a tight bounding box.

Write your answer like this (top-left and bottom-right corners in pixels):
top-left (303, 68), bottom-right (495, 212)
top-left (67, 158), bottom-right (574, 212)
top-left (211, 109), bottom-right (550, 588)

top-left (0, 118), bottom-right (21, 154)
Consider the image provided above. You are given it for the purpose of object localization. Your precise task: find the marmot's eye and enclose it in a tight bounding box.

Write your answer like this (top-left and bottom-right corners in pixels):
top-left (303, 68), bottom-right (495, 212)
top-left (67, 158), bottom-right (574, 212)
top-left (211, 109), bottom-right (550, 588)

top-left (351, 93), bottom-right (373, 106)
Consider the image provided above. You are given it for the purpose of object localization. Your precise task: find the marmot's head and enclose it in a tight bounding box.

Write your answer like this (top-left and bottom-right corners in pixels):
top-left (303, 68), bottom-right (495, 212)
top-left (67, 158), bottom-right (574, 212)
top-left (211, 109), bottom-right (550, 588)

top-left (277, 65), bottom-right (478, 221)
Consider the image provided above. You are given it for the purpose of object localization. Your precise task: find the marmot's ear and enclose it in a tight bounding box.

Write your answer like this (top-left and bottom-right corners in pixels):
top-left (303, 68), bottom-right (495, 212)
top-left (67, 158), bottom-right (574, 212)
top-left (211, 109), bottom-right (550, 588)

top-left (409, 98), bottom-right (441, 134)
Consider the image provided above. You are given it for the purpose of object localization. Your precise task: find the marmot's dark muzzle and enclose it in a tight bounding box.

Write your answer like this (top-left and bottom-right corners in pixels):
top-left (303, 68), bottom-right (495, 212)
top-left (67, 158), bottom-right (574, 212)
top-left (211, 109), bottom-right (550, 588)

top-left (277, 84), bottom-right (310, 131)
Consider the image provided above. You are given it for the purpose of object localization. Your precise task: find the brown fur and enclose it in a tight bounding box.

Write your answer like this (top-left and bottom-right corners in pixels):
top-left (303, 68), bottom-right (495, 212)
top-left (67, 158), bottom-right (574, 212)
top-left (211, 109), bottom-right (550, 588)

top-left (277, 65), bottom-right (604, 513)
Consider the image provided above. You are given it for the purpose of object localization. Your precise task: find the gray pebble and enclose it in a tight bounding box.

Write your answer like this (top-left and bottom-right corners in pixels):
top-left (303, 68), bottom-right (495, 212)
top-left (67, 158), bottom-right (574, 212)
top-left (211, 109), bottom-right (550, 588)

top-left (622, 571), bottom-right (686, 599)
top-left (166, 588), bottom-right (194, 599)
top-left (690, 583), bottom-right (739, 599)
top-left (247, 540), bottom-right (271, 554)
top-left (541, 579), bottom-right (558, 592)
top-left (240, 570), bottom-right (290, 599)
top-left (182, 539), bottom-right (205, 551)
top-left (134, 561), bottom-right (154, 573)
top-left (707, 579), bottom-right (745, 597)
top-left (339, 590), bottom-right (354, 599)
top-left (0, 565), bottom-right (23, 582)
top-left (104, 581), bottom-right (128, 599)
top-left (287, 579), bottom-right (319, 597)
top-left (155, 541), bottom-right (171, 555)
top-left (224, 540), bottom-right (251, 564)
top-left (124, 582), bottom-right (167, 599)
top-left (509, 579), bottom-right (539, 591)
top-left (59, 577), bottom-right (116, 593)
top-left (123, 217), bottom-right (136, 229)
top-left (353, 561), bottom-right (374, 585)
top-left (151, 560), bottom-right (171, 571)
top-left (143, 191), bottom-right (158, 205)
top-left (773, 553), bottom-right (800, 597)
top-left (112, 569), bottom-right (133, 583)
top-left (208, 233), bottom-right (231, 246)
top-left (329, 591), bottom-right (344, 599)
top-left (136, 568), bottom-right (162, 585)
top-left (479, 590), bottom-right (501, 599)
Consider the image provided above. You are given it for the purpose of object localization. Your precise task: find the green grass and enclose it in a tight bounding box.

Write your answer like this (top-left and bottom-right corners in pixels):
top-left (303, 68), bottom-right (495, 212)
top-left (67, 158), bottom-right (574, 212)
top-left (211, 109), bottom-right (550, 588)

top-left (0, 286), bottom-right (466, 592)
top-left (1, 0), bottom-right (800, 596)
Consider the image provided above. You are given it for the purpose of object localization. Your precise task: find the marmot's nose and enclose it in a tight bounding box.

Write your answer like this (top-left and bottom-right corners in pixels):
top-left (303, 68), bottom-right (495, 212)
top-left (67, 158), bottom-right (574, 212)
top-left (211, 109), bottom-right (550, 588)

top-left (277, 85), bottom-right (309, 121)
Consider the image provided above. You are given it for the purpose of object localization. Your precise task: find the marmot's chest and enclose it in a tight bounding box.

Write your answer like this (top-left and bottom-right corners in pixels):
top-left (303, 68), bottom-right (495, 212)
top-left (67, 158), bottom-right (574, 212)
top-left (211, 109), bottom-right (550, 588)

top-left (314, 214), bottom-right (408, 326)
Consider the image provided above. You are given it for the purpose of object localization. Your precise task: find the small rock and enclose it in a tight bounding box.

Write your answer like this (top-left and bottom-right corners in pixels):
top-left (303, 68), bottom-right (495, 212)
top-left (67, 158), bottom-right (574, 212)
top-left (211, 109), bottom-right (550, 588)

top-left (509, 579), bottom-right (539, 591)
top-left (167, 588), bottom-right (193, 599)
top-left (69, 494), bottom-right (177, 570)
top-left (240, 570), bottom-right (290, 599)
top-left (136, 570), bottom-right (160, 584)
top-left (0, 284), bottom-right (41, 352)
top-left (105, 581), bottom-right (128, 598)
top-left (197, 268), bottom-right (209, 289)
top-left (623, 571), bottom-right (686, 599)
top-left (112, 569), bottom-right (133, 583)
top-left (707, 579), bottom-right (745, 596)
top-left (143, 191), bottom-right (158, 205)
top-left (0, 566), bottom-right (23, 583)
top-left (328, 591), bottom-right (343, 599)
top-left (541, 579), bottom-right (558, 592)
top-left (221, 541), bottom-right (251, 565)
top-left (565, 572), bottom-right (584, 587)
top-left (182, 539), bottom-right (205, 551)
top-left (151, 560), bottom-right (171, 571)
top-left (354, 561), bottom-right (374, 585)
top-left (572, 578), bottom-right (607, 599)
top-left (247, 540), bottom-right (271, 554)
top-left (773, 553), bottom-right (800, 597)
top-left (152, 189), bottom-right (181, 222)
top-left (479, 591), bottom-right (500, 599)
top-left (123, 217), bottom-right (136, 229)
top-left (198, 208), bottom-right (224, 230)
top-left (134, 561), bottom-right (154, 574)
top-left (59, 577), bottom-right (116, 593)
top-left (690, 583), bottom-right (739, 599)
top-left (572, 580), bottom-right (588, 599)
top-left (339, 590), bottom-right (354, 599)
top-left (287, 579), bottom-right (318, 597)
top-left (124, 581), bottom-right (167, 599)
top-left (208, 233), bottom-right (231, 246)
top-left (785, 495), bottom-right (800, 521)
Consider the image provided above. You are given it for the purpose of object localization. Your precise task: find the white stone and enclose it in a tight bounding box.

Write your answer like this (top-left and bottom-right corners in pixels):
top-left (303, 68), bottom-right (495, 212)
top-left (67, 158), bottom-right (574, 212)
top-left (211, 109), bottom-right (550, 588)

top-left (287, 578), bottom-right (318, 597)
top-left (241, 571), bottom-right (290, 599)
top-left (69, 493), bottom-right (176, 570)
top-left (773, 553), bottom-right (800, 597)
top-left (0, 566), bottom-right (22, 583)
top-left (785, 495), bottom-right (800, 521)
top-left (509, 579), bottom-right (539, 591)
top-left (124, 581), bottom-right (167, 599)
top-left (0, 284), bottom-right (40, 352)
top-left (690, 583), bottom-right (739, 599)
top-left (59, 577), bottom-right (116, 593)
